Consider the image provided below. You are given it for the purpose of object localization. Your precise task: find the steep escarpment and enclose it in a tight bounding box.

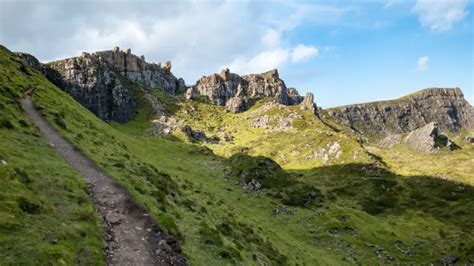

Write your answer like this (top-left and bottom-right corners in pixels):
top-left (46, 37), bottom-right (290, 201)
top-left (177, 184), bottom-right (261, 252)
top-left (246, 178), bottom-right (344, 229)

top-left (187, 68), bottom-right (304, 113)
top-left (18, 47), bottom-right (185, 123)
top-left (327, 88), bottom-right (474, 135)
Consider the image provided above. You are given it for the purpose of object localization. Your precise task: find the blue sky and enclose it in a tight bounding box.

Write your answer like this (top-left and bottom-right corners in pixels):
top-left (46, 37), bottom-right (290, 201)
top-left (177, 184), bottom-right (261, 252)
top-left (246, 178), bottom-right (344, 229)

top-left (1, 0), bottom-right (472, 107)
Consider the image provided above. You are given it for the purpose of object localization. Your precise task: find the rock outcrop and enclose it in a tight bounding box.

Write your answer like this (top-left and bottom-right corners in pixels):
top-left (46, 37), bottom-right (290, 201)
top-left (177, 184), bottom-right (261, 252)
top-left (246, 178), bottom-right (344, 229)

top-left (15, 52), bottom-right (46, 73)
top-left (300, 92), bottom-right (317, 114)
top-left (403, 122), bottom-right (443, 153)
top-left (188, 68), bottom-right (303, 113)
top-left (328, 88), bottom-right (474, 135)
top-left (379, 122), bottom-right (459, 152)
top-left (44, 47), bottom-right (185, 122)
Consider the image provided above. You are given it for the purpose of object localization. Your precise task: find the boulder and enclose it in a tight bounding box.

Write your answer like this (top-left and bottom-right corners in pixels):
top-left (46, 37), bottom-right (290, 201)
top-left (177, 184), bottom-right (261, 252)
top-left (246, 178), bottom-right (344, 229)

top-left (403, 122), bottom-right (458, 152)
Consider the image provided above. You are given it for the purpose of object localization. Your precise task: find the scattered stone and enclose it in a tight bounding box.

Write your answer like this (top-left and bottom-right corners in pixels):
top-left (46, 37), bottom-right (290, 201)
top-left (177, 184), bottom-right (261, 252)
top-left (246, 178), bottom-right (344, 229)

top-left (248, 102), bottom-right (304, 131)
top-left (181, 125), bottom-right (219, 144)
top-left (243, 179), bottom-right (262, 192)
top-left (1, 160), bottom-right (7, 165)
top-left (465, 136), bottom-right (474, 143)
top-left (441, 255), bottom-right (459, 264)
top-left (272, 206), bottom-right (298, 216)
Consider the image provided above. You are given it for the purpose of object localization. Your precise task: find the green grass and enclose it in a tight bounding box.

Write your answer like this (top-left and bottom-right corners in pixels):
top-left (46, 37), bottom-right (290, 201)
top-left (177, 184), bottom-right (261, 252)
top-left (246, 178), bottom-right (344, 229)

top-left (0, 46), bottom-right (104, 265)
top-left (168, 97), bottom-right (373, 170)
top-left (367, 130), bottom-right (474, 185)
top-left (2, 44), bottom-right (474, 264)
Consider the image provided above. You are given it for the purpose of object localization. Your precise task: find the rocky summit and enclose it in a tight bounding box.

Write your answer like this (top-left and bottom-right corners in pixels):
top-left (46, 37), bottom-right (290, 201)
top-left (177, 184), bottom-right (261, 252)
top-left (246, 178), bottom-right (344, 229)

top-left (18, 47), bottom-right (186, 122)
top-left (187, 68), bottom-right (304, 113)
top-left (327, 88), bottom-right (474, 135)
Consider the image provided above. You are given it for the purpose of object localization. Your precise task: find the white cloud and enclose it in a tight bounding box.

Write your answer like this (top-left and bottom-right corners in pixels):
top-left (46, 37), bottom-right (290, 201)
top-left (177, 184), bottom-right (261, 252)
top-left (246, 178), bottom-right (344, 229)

top-left (261, 29), bottom-right (281, 49)
top-left (225, 49), bottom-right (290, 75)
top-left (223, 40), bottom-right (319, 75)
top-left (417, 56), bottom-right (429, 71)
top-left (291, 44), bottom-right (319, 63)
top-left (0, 1), bottom-right (350, 84)
top-left (412, 0), bottom-right (469, 32)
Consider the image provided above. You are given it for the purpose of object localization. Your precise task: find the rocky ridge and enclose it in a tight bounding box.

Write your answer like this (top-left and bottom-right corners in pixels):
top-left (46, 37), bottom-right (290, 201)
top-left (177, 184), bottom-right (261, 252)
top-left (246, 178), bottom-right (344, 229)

top-left (187, 68), bottom-right (304, 113)
top-left (328, 88), bottom-right (474, 135)
top-left (17, 47), bottom-right (185, 122)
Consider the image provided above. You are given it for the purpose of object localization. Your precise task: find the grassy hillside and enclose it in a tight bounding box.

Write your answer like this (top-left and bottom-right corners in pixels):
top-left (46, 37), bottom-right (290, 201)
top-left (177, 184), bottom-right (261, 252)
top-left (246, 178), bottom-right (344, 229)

top-left (0, 47), bottom-right (104, 264)
top-left (137, 91), bottom-right (373, 170)
top-left (2, 45), bottom-right (474, 264)
top-left (367, 131), bottom-right (474, 186)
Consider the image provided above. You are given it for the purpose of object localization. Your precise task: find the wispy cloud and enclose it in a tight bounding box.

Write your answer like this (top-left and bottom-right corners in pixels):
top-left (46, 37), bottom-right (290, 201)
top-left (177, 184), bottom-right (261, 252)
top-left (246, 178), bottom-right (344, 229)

top-left (417, 56), bottom-right (429, 71)
top-left (291, 45), bottom-right (319, 63)
top-left (412, 0), bottom-right (469, 32)
top-left (224, 43), bottom-right (319, 75)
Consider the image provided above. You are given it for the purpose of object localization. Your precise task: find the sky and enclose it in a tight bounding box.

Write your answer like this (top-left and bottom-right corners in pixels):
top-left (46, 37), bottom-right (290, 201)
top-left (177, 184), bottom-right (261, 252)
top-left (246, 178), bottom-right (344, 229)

top-left (1, 0), bottom-right (473, 107)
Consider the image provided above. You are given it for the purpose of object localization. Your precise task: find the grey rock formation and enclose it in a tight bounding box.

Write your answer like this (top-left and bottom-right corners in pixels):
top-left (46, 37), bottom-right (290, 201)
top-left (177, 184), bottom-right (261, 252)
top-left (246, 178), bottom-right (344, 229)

top-left (181, 125), bottom-right (219, 144)
top-left (49, 47), bottom-right (186, 95)
top-left (287, 88), bottom-right (304, 105)
top-left (190, 68), bottom-right (303, 113)
top-left (45, 53), bottom-right (136, 122)
top-left (380, 122), bottom-right (459, 152)
top-left (378, 134), bottom-right (403, 148)
top-left (328, 88), bottom-right (474, 135)
top-left (300, 92), bottom-right (317, 114)
top-left (15, 51), bottom-right (136, 122)
top-left (403, 122), bottom-right (441, 153)
top-left (45, 47), bottom-right (185, 122)
top-left (15, 52), bottom-right (45, 73)
top-left (225, 97), bottom-right (248, 113)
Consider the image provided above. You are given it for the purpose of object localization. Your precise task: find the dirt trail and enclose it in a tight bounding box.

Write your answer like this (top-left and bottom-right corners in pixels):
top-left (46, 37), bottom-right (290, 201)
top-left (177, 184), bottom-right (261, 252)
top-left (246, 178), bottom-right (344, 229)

top-left (20, 96), bottom-right (186, 266)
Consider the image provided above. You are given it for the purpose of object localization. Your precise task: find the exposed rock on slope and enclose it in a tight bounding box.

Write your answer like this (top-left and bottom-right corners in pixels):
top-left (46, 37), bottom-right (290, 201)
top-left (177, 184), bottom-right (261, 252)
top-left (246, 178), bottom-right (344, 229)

top-left (379, 122), bottom-right (458, 152)
top-left (328, 88), bottom-right (474, 135)
top-left (300, 92), bottom-right (317, 114)
top-left (188, 68), bottom-right (303, 113)
top-left (43, 47), bottom-right (185, 122)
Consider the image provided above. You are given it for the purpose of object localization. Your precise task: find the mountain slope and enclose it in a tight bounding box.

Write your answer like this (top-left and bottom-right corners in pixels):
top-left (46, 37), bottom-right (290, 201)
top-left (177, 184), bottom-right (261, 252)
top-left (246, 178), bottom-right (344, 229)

top-left (2, 45), bottom-right (474, 264)
top-left (0, 46), bottom-right (104, 265)
top-left (327, 88), bottom-right (474, 137)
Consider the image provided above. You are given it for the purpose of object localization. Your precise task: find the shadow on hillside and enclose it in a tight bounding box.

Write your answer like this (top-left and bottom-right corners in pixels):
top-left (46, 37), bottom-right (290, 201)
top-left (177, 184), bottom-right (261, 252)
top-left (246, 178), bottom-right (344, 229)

top-left (290, 163), bottom-right (474, 231)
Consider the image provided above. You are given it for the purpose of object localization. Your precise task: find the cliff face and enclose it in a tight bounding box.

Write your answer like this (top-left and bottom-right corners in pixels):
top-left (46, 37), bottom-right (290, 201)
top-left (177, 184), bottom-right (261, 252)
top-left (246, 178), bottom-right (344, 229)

top-left (44, 47), bottom-right (185, 122)
top-left (327, 88), bottom-right (474, 135)
top-left (187, 68), bottom-right (303, 113)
